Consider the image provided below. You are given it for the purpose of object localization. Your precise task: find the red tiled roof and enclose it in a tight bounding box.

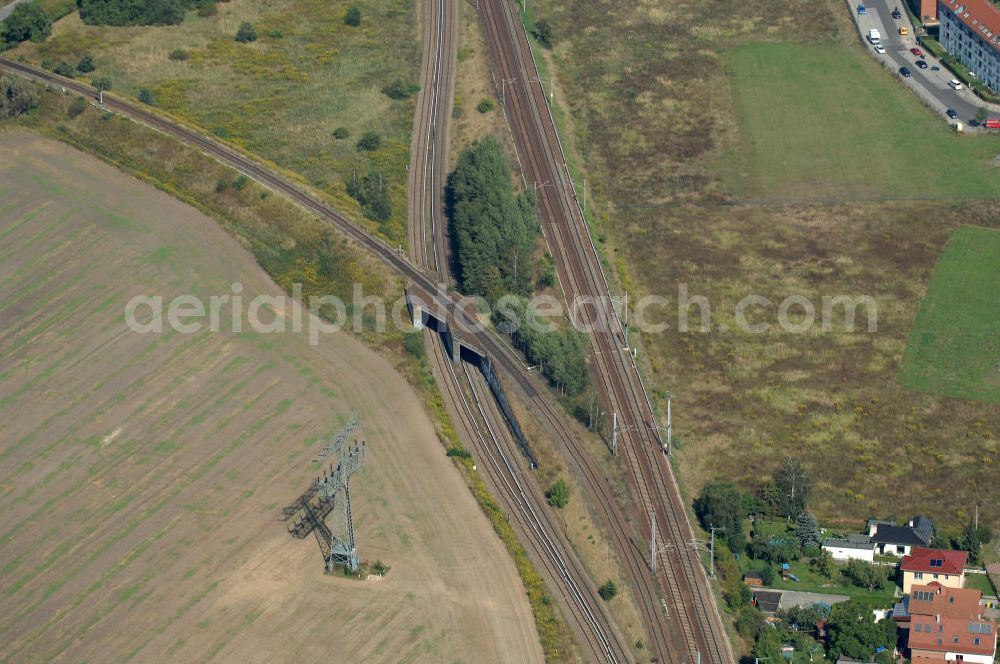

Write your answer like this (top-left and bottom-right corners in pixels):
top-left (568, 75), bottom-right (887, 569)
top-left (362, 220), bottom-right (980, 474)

top-left (909, 584), bottom-right (982, 620)
top-left (908, 615), bottom-right (996, 656)
top-left (902, 547), bottom-right (968, 575)
top-left (908, 580), bottom-right (996, 658)
top-left (942, 0), bottom-right (1000, 52)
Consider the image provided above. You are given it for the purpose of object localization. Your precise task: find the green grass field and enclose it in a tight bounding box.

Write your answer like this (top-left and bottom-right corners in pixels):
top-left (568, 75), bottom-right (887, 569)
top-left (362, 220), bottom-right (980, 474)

top-left (10, 0), bottom-right (419, 244)
top-left (717, 42), bottom-right (1000, 202)
top-left (525, 0), bottom-right (1000, 530)
top-left (900, 226), bottom-right (1000, 402)
top-left (964, 571), bottom-right (997, 596)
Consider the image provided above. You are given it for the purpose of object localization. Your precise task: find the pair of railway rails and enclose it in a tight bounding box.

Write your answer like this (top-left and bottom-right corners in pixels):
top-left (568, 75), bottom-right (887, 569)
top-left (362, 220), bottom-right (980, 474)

top-left (475, 1), bottom-right (733, 661)
top-left (1, 4), bottom-right (733, 655)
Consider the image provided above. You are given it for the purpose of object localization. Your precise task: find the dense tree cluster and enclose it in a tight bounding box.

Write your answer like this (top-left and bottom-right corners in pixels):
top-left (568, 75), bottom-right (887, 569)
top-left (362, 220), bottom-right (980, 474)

top-left (2, 4), bottom-right (52, 44)
top-left (494, 296), bottom-right (588, 395)
top-left (448, 137), bottom-right (539, 301)
top-left (693, 481), bottom-right (755, 552)
top-left (77, 0), bottom-right (196, 26)
top-left (827, 599), bottom-right (897, 661)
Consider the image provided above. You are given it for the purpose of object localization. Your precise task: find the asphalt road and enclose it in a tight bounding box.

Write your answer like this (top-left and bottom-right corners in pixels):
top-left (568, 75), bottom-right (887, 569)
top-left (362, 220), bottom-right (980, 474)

top-left (857, 0), bottom-right (1000, 126)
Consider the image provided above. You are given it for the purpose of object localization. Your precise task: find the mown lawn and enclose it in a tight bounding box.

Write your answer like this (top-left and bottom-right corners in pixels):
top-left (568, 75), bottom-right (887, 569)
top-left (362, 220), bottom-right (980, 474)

top-left (717, 42), bottom-right (1000, 202)
top-left (9, 0), bottom-right (419, 244)
top-left (900, 226), bottom-right (1000, 403)
top-left (963, 571), bottom-right (998, 596)
top-left (740, 557), bottom-right (897, 607)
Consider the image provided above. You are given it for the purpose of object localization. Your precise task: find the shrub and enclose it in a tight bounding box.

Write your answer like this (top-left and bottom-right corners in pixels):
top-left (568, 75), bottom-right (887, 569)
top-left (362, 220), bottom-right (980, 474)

top-left (536, 252), bottom-right (555, 288)
top-left (403, 332), bottom-right (424, 358)
top-left (476, 98), bottom-right (496, 113)
top-left (76, 55), bottom-right (95, 73)
top-left (233, 174), bottom-right (250, 191)
top-left (332, 126), bottom-right (349, 139)
top-left (735, 606), bottom-right (763, 640)
top-left (67, 95), bottom-right (88, 118)
top-left (91, 76), bottom-right (112, 91)
top-left (370, 560), bottom-right (390, 576)
top-left (138, 88), bottom-right (155, 104)
top-left (533, 20), bottom-right (553, 48)
top-left (344, 5), bottom-right (361, 26)
top-left (215, 178), bottom-right (229, 193)
top-left (597, 579), bottom-right (618, 601)
top-left (545, 478), bottom-right (569, 508)
top-left (168, 48), bottom-right (189, 61)
top-left (267, 29), bottom-right (282, 38)
top-left (235, 21), bottom-right (257, 42)
top-left (78, 0), bottom-right (185, 26)
top-left (196, 1), bottom-right (216, 17)
top-left (382, 79), bottom-right (419, 100)
top-left (446, 446), bottom-right (471, 459)
top-left (53, 62), bottom-right (76, 78)
top-left (355, 131), bottom-right (381, 151)
top-left (1, 4), bottom-right (52, 44)
top-left (0, 75), bottom-right (39, 119)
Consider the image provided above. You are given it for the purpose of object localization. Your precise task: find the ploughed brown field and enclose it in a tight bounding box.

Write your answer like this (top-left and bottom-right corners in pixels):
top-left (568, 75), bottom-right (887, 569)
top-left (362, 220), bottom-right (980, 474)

top-left (0, 131), bottom-right (542, 663)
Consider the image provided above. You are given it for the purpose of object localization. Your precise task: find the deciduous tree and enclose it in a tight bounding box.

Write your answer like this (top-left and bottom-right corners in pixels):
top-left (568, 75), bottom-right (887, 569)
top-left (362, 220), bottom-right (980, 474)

top-left (774, 457), bottom-right (810, 519)
top-left (1, 3), bottom-right (51, 43)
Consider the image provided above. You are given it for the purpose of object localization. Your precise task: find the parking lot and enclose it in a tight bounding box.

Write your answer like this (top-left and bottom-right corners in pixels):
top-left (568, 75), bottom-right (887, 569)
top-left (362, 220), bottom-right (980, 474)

top-left (851, 0), bottom-right (1000, 128)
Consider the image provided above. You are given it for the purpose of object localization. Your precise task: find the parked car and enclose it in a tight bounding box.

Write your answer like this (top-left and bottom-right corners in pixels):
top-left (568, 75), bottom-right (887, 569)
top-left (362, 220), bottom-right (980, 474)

top-left (949, 79), bottom-right (963, 90)
top-left (874, 44), bottom-right (887, 54)
top-left (915, 59), bottom-right (928, 69)
top-left (900, 67), bottom-right (913, 77)
top-left (946, 109), bottom-right (959, 119)
top-left (899, 26), bottom-right (909, 35)
top-left (911, 47), bottom-right (924, 57)
top-left (892, 7), bottom-right (902, 18)
top-left (931, 65), bottom-right (941, 71)
top-left (857, 3), bottom-right (867, 14)
top-left (985, 119), bottom-right (1000, 129)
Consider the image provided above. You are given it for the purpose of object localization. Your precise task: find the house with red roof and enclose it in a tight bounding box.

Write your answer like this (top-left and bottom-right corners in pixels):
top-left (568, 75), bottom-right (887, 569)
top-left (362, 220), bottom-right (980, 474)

top-left (939, 0), bottom-right (1000, 94)
top-left (901, 583), bottom-right (996, 663)
top-left (901, 547), bottom-right (968, 594)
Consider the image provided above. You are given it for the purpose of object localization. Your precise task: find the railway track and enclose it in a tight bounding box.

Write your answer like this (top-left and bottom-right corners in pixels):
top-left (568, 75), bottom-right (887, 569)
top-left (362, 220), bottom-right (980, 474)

top-left (476, 1), bottom-right (734, 662)
top-left (1, 30), bottom-right (732, 659)
top-left (407, 0), bottom-right (456, 275)
top-left (405, 4), bottom-right (630, 660)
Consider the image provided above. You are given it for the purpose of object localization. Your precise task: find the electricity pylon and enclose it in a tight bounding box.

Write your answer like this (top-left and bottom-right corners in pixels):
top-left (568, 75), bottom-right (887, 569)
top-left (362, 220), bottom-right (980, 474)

top-left (318, 441), bottom-right (365, 571)
top-left (284, 420), bottom-right (366, 573)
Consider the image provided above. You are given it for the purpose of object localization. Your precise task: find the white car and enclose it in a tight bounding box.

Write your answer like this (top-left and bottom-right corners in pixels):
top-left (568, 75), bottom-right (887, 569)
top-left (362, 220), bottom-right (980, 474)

top-left (874, 44), bottom-right (887, 54)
